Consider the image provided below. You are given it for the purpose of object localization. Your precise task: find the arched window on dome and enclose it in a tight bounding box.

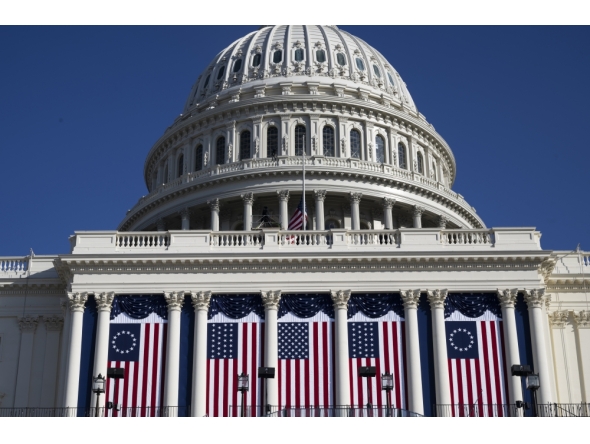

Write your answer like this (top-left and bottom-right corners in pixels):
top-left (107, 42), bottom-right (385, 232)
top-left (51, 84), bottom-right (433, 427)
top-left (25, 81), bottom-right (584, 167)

top-left (152, 171), bottom-right (157, 190)
top-left (398, 143), bottom-right (407, 169)
top-left (294, 48), bottom-right (304, 62)
top-left (337, 53), bottom-right (347, 66)
top-left (323, 126), bottom-right (334, 157)
top-left (316, 49), bottom-right (326, 63)
top-left (252, 53), bottom-right (261, 67)
top-left (216, 137), bottom-right (225, 165)
top-left (177, 154), bottom-right (184, 178)
top-left (356, 58), bottom-right (365, 71)
top-left (417, 152), bottom-right (424, 174)
top-left (267, 126), bottom-right (278, 158)
top-left (216, 66), bottom-right (225, 80)
top-left (375, 135), bottom-right (385, 163)
top-left (195, 144), bottom-right (203, 171)
top-left (240, 130), bottom-right (251, 160)
top-left (233, 59), bottom-right (242, 73)
top-left (432, 163), bottom-right (437, 181)
top-left (163, 164), bottom-right (169, 183)
top-left (350, 129), bottom-right (361, 159)
top-left (295, 125), bottom-right (306, 156)
top-left (273, 50), bottom-right (282, 64)
top-left (203, 74), bottom-right (211, 89)
top-left (387, 71), bottom-right (395, 86)
top-left (373, 65), bottom-right (381, 78)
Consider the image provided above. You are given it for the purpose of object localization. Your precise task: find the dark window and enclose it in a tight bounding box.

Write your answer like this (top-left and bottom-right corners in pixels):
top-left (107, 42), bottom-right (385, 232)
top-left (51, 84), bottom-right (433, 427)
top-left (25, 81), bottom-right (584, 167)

top-left (336, 53), bottom-right (346, 66)
top-left (216, 66), bottom-right (225, 80)
top-left (195, 145), bottom-right (203, 171)
top-left (350, 129), bottom-right (361, 159)
top-left (294, 48), bottom-right (304, 62)
top-left (375, 135), bottom-right (385, 163)
top-left (323, 126), bottom-right (335, 157)
top-left (373, 64), bottom-right (381, 78)
top-left (203, 74), bottom-right (210, 89)
top-left (417, 152), bottom-right (424, 174)
top-left (356, 58), bottom-right (365, 70)
top-left (240, 130), bottom-right (251, 160)
top-left (233, 59), bottom-right (242, 73)
top-left (216, 137), bottom-right (225, 165)
top-left (273, 50), bottom-right (282, 63)
top-left (163, 165), bottom-right (168, 183)
top-left (295, 125), bottom-right (306, 156)
top-left (316, 49), bottom-right (326, 63)
top-left (252, 53), bottom-right (261, 67)
top-left (398, 143), bottom-right (407, 169)
top-left (177, 154), bottom-right (184, 177)
top-left (267, 126), bottom-right (278, 157)
top-left (387, 71), bottom-right (395, 85)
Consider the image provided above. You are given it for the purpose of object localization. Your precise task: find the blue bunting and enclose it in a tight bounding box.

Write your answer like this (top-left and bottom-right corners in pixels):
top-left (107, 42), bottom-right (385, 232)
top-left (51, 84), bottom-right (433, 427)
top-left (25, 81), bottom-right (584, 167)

top-left (347, 293), bottom-right (405, 319)
top-left (208, 294), bottom-right (265, 320)
top-left (278, 293), bottom-right (334, 319)
top-left (110, 295), bottom-right (168, 320)
top-left (444, 293), bottom-right (502, 319)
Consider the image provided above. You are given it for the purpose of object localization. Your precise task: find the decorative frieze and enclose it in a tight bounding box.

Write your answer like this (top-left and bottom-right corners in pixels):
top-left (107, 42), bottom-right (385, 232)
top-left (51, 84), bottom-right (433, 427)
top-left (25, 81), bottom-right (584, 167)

top-left (191, 291), bottom-right (212, 312)
top-left (18, 315), bottom-right (39, 332)
top-left (260, 290), bottom-right (281, 310)
top-left (427, 289), bottom-right (448, 309)
top-left (330, 289), bottom-right (351, 309)
top-left (497, 289), bottom-right (518, 308)
top-left (400, 290), bottom-right (421, 309)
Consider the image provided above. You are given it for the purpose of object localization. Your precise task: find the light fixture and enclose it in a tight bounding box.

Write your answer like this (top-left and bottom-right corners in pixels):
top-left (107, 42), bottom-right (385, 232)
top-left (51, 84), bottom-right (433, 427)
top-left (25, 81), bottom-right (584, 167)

top-left (92, 374), bottom-right (106, 417)
top-left (237, 373), bottom-right (249, 417)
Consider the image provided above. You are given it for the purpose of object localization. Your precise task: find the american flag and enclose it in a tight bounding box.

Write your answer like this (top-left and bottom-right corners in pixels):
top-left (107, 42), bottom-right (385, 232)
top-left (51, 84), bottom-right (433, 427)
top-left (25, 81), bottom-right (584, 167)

top-left (105, 312), bottom-right (167, 417)
top-left (206, 317), bottom-right (263, 417)
top-left (446, 315), bottom-right (508, 416)
top-left (277, 314), bottom-right (334, 411)
top-left (348, 314), bottom-right (407, 411)
top-left (288, 198), bottom-right (307, 230)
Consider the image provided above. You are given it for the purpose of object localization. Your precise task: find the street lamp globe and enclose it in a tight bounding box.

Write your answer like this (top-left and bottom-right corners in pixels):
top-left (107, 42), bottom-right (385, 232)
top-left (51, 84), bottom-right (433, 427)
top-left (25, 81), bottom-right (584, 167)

top-left (93, 373), bottom-right (106, 394)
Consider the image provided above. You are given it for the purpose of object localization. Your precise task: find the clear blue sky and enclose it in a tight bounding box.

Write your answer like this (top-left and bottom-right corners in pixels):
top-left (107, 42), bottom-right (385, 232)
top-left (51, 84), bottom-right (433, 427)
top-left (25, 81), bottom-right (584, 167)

top-left (1, 26), bottom-right (588, 256)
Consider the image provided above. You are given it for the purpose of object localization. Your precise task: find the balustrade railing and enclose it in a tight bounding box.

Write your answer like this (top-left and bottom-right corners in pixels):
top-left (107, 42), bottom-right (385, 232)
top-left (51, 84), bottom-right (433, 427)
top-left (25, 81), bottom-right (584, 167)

top-left (583, 254), bottom-right (590, 267)
top-left (442, 229), bottom-right (493, 246)
top-left (210, 231), bottom-right (264, 247)
top-left (348, 230), bottom-right (400, 247)
top-left (0, 257), bottom-right (29, 274)
top-left (277, 231), bottom-right (331, 247)
top-left (116, 233), bottom-right (170, 248)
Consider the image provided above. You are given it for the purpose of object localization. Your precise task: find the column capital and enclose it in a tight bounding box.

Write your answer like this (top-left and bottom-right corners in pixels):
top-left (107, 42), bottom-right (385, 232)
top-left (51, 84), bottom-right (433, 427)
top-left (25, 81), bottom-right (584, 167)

top-left (44, 315), bottom-right (64, 331)
top-left (413, 205), bottom-right (425, 218)
top-left (207, 198), bottom-right (220, 211)
top-left (573, 310), bottom-right (590, 329)
top-left (383, 197), bottom-right (396, 209)
top-left (191, 291), bottom-right (212, 312)
top-left (180, 208), bottom-right (191, 219)
top-left (18, 315), bottom-right (39, 332)
top-left (67, 292), bottom-right (88, 312)
top-left (330, 289), bottom-right (351, 309)
top-left (427, 289), bottom-right (448, 309)
top-left (164, 291), bottom-right (185, 312)
top-left (548, 310), bottom-right (569, 329)
top-left (524, 288), bottom-right (547, 308)
top-left (314, 190), bottom-right (327, 202)
top-left (400, 290), bottom-right (421, 309)
top-left (437, 214), bottom-right (449, 229)
top-left (497, 289), bottom-right (518, 308)
top-left (349, 192), bottom-right (362, 204)
top-left (241, 192), bottom-right (255, 204)
top-left (277, 190), bottom-right (290, 202)
top-left (95, 292), bottom-right (115, 312)
top-left (156, 218), bottom-right (166, 231)
top-left (260, 290), bottom-right (282, 310)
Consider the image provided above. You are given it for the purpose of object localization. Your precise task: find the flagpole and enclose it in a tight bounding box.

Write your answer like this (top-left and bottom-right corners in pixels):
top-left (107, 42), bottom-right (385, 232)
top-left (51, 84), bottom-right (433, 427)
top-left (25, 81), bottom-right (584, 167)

top-left (302, 140), bottom-right (306, 231)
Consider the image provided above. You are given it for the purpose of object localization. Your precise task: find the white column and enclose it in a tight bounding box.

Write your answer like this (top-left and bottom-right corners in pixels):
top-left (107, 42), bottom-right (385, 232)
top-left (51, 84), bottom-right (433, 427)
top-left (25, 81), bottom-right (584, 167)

top-left (427, 289), bottom-right (451, 413)
top-left (349, 192), bottom-right (362, 230)
top-left (314, 190), bottom-right (327, 230)
top-left (331, 290), bottom-right (351, 409)
top-left (497, 289), bottom-right (524, 415)
top-left (191, 291), bottom-right (211, 417)
top-left (40, 316), bottom-right (64, 408)
top-left (261, 290), bottom-right (281, 411)
top-left (437, 214), bottom-right (448, 229)
top-left (383, 198), bottom-right (395, 230)
top-left (164, 291), bottom-right (184, 415)
top-left (156, 218), bottom-right (166, 232)
top-left (400, 290), bottom-right (424, 415)
top-left (56, 298), bottom-right (71, 408)
top-left (180, 208), bottom-right (191, 230)
top-left (90, 292), bottom-right (115, 413)
top-left (413, 205), bottom-right (424, 228)
top-left (277, 190), bottom-right (289, 230)
top-left (14, 316), bottom-right (39, 407)
top-left (524, 289), bottom-right (553, 405)
top-left (207, 199), bottom-right (220, 231)
top-left (241, 192), bottom-right (254, 231)
top-left (573, 311), bottom-right (590, 404)
top-left (64, 292), bottom-right (88, 412)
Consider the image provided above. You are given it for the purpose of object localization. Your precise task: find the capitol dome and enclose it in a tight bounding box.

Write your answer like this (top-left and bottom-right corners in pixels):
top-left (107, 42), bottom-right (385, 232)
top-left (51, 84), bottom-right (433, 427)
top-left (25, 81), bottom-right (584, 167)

top-left (119, 25), bottom-right (485, 233)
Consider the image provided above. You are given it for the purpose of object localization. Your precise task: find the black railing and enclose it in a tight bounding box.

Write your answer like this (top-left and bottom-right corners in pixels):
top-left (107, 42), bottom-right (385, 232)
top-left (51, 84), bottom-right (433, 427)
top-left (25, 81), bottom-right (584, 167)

top-left (434, 403), bottom-right (590, 417)
top-left (0, 406), bottom-right (190, 417)
top-left (536, 403), bottom-right (590, 417)
top-left (228, 405), bottom-right (422, 417)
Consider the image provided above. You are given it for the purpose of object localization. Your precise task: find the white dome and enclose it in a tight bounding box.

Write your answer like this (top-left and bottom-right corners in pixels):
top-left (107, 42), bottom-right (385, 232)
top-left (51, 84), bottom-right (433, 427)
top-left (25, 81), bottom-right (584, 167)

top-left (183, 25), bottom-right (417, 114)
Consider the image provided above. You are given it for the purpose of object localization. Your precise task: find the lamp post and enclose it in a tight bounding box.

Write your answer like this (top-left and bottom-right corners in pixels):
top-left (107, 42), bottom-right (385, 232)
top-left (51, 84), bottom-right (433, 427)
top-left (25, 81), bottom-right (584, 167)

top-left (92, 374), bottom-right (106, 417)
top-left (526, 374), bottom-right (541, 417)
top-left (237, 373), bottom-right (249, 417)
top-left (381, 373), bottom-right (394, 417)
top-left (359, 366), bottom-right (376, 416)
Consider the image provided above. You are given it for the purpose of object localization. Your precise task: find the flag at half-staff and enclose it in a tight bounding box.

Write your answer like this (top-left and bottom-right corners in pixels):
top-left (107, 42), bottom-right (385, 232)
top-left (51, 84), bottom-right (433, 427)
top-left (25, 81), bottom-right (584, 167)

top-left (288, 198), bottom-right (308, 230)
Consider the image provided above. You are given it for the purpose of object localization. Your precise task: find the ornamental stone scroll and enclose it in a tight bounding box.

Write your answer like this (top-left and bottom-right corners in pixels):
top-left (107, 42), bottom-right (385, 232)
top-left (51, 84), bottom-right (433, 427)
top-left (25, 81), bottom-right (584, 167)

top-left (260, 290), bottom-right (282, 310)
top-left (330, 290), bottom-right (351, 309)
top-left (427, 289), bottom-right (448, 309)
top-left (400, 290), bottom-right (421, 309)
top-left (164, 291), bottom-right (185, 312)
top-left (191, 291), bottom-right (212, 312)
top-left (497, 289), bottom-right (518, 308)
top-left (67, 292), bottom-right (88, 312)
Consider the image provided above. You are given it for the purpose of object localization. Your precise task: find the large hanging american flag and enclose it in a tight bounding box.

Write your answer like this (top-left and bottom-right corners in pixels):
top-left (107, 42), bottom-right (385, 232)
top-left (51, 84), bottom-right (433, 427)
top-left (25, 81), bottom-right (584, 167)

top-left (105, 311), bottom-right (167, 417)
top-left (277, 313), bottom-right (335, 411)
top-left (348, 313), bottom-right (407, 412)
top-left (288, 198), bottom-right (307, 230)
top-left (445, 305), bottom-right (509, 416)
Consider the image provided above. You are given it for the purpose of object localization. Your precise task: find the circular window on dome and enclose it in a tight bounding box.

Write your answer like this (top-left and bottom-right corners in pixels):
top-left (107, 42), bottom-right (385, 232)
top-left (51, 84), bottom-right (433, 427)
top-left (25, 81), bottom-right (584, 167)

top-left (336, 53), bottom-right (346, 66)
top-left (387, 71), bottom-right (395, 85)
top-left (216, 66), bottom-right (225, 80)
top-left (233, 59), bottom-right (242, 73)
top-left (373, 64), bottom-right (381, 78)
top-left (355, 57), bottom-right (365, 71)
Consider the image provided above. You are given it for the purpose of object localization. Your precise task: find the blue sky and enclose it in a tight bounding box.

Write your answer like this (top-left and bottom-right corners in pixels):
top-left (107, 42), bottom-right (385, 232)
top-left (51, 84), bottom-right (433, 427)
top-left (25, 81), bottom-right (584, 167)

top-left (0, 26), bottom-right (588, 256)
